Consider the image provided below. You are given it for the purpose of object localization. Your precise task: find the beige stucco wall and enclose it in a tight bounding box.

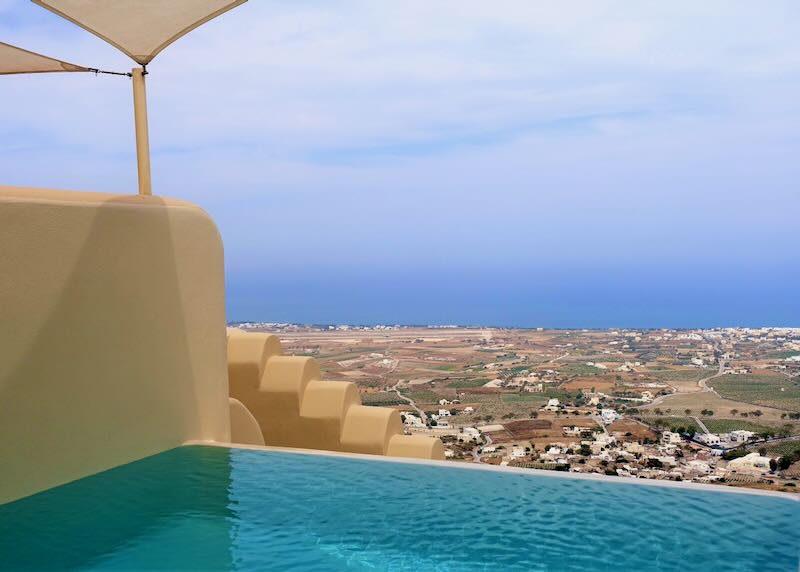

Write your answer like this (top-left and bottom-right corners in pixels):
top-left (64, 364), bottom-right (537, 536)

top-left (227, 329), bottom-right (445, 460)
top-left (0, 187), bottom-right (230, 504)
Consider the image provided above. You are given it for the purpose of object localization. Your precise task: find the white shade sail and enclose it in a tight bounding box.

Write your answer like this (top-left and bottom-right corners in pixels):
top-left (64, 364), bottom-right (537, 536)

top-left (0, 41), bottom-right (90, 74)
top-left (32, 0), bottom-right (247, 65)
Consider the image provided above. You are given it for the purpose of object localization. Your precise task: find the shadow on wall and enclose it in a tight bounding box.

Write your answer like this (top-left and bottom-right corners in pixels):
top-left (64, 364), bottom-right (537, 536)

top-left (0, 446), bottom-right (236, 570)
top-left (0, 190), bottom-right (229, 504)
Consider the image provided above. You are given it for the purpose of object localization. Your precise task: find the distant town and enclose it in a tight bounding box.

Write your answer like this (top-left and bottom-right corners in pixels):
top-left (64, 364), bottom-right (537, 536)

top-left (234, 323), bottom-right (800, 493)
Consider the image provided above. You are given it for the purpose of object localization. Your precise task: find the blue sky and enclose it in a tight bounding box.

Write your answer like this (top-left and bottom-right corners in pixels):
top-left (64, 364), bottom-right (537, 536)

top-left (1, 1), bottom-right (799, 327)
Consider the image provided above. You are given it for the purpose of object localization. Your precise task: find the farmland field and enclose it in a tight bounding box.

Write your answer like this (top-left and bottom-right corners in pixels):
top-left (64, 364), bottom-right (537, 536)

top-left (501, 390), bottom-right (572, 403)
top-left (402, 391), bottom-right (441, 405)
top-left (447, 378), bottom-right (488, 388)
top-left (701, 418), bottom-right (776, 434)
top-left (561, 376), bottom-right (615, 391)
top-left (764, 440), bottom-right (800, 457)
top-left (637, 416), bottom-right (701, 434)
top-left (708, 374), bottom-right (800, 411)
top-left (649, 369), bottom-right (713, 382)
top-left (556, 363), bottom-right (605, 377)
top-left (361, 392), bottom-right (406, 406)
top-left (500, 394), bottom-right (552, 404)
top-left (641, 392), bottom-right (791, 423)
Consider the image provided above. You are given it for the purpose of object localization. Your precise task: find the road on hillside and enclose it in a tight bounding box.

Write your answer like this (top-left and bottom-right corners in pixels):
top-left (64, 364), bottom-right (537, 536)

top-left (646, 357), bottom-right (727, 410)
top-left (472, 433), bottom-right (492, 463)
top-left (698, 358), bottom-right (726, 396)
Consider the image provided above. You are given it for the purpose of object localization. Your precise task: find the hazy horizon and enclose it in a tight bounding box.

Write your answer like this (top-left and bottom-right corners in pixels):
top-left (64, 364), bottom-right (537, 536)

top-left (3, 1), bottom-right (798, 328)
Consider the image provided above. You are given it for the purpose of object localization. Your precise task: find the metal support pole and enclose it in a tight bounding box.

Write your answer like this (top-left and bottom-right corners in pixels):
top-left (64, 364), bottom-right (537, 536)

top-left (131, 66), bottom-right (152, 196)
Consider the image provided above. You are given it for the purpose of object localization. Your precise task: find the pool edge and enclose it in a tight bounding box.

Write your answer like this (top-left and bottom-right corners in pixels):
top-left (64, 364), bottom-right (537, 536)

top-left (185, 440), bottom-right (800, 503)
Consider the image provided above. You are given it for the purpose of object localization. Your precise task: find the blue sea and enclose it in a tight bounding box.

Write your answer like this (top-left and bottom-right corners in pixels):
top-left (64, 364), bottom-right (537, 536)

top-left (225, 264), bottom-right (800, 329)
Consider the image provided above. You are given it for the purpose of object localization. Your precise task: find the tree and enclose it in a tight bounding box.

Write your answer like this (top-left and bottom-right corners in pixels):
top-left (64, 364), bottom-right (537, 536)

top-left (731, 409), bottom-right (738, 416)
top-left (758, 447), bottom-right (767, 457)
top-left (684, 409), bottom-right (692, 415)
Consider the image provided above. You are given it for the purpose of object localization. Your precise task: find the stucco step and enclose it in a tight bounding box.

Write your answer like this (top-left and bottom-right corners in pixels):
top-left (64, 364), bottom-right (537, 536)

top-left (387, 434), bottom-right (445, 460)
top-left (226, 330), bottom-right (282, 392)
top-left (256, 355), bottom-right (321, 446)
top-left (340, 405), bottom-right (403, 455)
top-left (297, 380), bottom-right (361, 451)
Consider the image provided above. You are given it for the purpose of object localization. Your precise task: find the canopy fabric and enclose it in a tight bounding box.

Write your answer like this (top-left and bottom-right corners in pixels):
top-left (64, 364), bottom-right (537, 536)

top-left (0, 41), bottom-right (89, 74)
top-left (32, 0), bottom-right (247, 65)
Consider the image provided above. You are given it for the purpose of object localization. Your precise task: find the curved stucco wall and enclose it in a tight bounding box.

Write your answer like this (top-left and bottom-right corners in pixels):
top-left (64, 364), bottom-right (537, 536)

top-left (227, 329), bottom-right (445, 460)
top-left (0, 187), bottom-right (230, 504)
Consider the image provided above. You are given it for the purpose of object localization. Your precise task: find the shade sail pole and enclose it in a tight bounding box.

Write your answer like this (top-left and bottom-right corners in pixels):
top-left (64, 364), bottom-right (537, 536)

top-left (131, 66), bottom-right (152, 196)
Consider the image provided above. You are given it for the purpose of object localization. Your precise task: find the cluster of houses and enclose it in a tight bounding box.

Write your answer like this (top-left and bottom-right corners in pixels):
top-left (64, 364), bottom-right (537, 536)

top-left (436, 419), bottom-right (793, 486)
top-left (693, 430), bottom-right (756, 450)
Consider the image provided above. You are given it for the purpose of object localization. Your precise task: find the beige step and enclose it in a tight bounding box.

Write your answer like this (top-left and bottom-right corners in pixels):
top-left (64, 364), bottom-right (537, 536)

top-left (227, 330), bottom-right (282, 392)
top-left (340, 405), bottom-right (402, 455)
top-left (297, 380), bottom-right (360, 451)
top-left (257, 355), bottom-right (321, 447)
top-left (387, 434), bottom-right (445, 460)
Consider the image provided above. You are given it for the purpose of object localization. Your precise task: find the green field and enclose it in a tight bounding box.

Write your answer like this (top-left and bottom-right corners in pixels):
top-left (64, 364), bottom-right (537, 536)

top-left (649, 369), bottom-right (712, 382)
top-left (764, 441), bottom-right (800, 457)
top-left (701, 418), bottom-right (776, 434)
top-left (501, 389), bottom-right (573, 404)
top-left (557, 363), bottom-right (604, 377)
top-left (764, 350), bottom-right (800, 360)
top-left (709, 374), bottom-right (800, 411)
top-left (447, 378), bottom-right (488, 388)
top-left (361, 392), bottom-right (406, 406)
top-left (402, 391), bottom-right (441, 404)
top-left (638, 416), bottom-right (701, 433)
top-left (500, 394), bottom-right (551, 404)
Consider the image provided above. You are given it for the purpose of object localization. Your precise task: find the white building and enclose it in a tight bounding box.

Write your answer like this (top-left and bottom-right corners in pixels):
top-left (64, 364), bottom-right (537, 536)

top-left (595, 434), bottom-right (617, 448)
top-left (563, 425), bottom-right (594, 436)
top-left (600, 409), bottom-right (620, 425)
top-left (727, 430), bottom-right (755, 444)
top-left (686, 460), bottom-right (712, 474)
top-left (462, 427), bottom-right (481, 440)
top-left (511, 446), bottom-right (527, 459)
top-left (462, 406), bottom-right (475, 414)
top-left (543, 398), bottom-right (561, 412)
top-left (727, 453), bottom-right (772, 475)
top-left (662, 431), bottom-right (683, 445)
top-left (438, 409), bottom-right (452, 417)
top-left (695, 433), bottom-right (722, 447)
top-left (624, 442), bottom-right (645, 454)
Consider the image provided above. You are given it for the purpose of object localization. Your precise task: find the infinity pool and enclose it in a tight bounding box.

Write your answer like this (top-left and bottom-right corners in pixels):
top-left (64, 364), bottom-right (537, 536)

top-left (0, 446), bottom-right (797, 571)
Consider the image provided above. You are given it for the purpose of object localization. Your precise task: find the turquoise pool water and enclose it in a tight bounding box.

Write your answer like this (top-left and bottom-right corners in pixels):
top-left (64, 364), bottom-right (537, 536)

top-left (1, 446), bottom-right (798, 571)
